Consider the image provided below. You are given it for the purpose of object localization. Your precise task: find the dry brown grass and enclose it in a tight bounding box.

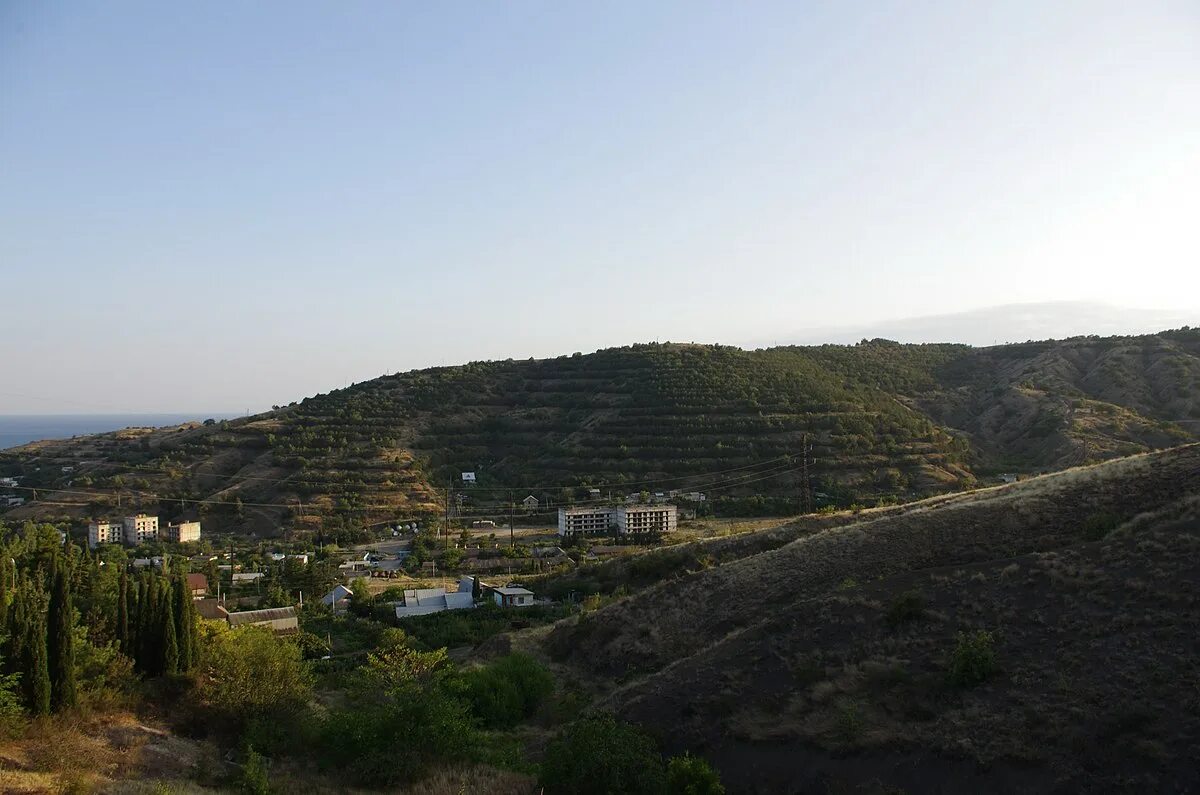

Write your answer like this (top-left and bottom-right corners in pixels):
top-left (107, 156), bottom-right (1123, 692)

top-left (544, 445), bottom-right (1200, 793)
top-left (0, 711), bottom-right (223, 795)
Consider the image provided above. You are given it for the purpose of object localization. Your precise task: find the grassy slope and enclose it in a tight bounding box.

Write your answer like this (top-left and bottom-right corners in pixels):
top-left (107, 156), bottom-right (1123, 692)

top-left (542, 444), bottom-right (1200, 793)
top-left (3, 330), bottom-right (1197, 536)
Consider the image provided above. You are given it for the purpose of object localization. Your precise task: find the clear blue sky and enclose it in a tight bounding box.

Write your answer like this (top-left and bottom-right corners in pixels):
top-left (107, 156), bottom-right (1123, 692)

top-left (2, 1), bottom-right (1198, 413)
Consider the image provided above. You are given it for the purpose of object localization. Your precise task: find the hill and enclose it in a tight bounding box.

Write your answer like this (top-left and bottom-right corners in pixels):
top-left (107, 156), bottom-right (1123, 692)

top-left (1, 329), bottom-right (1197, 538)
top-left (541, 444), bottom-right (1200, 793)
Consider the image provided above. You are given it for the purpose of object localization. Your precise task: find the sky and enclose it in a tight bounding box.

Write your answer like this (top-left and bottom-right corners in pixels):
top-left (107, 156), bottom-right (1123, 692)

top-left (2, 1), bottom-right (1198, 413)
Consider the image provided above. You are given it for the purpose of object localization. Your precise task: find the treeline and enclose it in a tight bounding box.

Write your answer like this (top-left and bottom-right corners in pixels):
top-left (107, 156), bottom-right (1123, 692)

top-left (0, 524), bottom-right (202, 720)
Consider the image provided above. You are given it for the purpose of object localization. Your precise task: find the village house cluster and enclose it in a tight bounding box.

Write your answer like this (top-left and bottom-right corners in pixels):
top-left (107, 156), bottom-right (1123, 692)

top-left (87, 514), bottom-right (201, 549)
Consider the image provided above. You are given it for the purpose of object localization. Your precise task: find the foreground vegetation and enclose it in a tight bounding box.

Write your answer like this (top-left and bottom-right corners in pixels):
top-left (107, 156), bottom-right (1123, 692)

top-left (0, 520), bottom-right (723, 793)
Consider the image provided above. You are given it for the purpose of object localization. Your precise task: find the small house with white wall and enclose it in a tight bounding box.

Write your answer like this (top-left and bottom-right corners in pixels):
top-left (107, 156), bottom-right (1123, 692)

top-left (492, 586), bottom-right (534, 608)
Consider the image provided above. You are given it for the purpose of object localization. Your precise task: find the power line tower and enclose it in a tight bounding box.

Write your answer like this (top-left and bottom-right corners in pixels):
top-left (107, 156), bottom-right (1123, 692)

top-left (799, 434), bottom-right (815, 514)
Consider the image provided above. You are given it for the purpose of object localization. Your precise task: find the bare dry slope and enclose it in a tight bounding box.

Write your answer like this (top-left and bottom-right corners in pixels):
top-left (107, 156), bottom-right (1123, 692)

top-left (543, 444), bottom-right (1200, 793)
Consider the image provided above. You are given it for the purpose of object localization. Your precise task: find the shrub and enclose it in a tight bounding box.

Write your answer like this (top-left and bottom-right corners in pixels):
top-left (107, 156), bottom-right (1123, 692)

top-left (197, 624), bottom-right (313, 725)
top-left (885, 590), bottom-right (926, 625)
top-left (316, 645), bottom-right (479, 786)
top-left (540, 715), bottom-right (666, 795)
top-left (456, 653), bottom-right (554, 727)
top-left (1082, 512), bottom-right (1120, 541)
top-left (666, 753), bottom-right (725, 794)
top-left (947, 630), bottom-right (997, 687)
top-left (238, 747), bottom-right (271, 795)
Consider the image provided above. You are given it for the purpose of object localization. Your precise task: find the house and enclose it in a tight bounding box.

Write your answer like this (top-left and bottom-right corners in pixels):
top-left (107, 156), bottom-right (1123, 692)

top-left (195, 598), bottom-right (230, 621)
top-left (232, 572), bottom-right (265, 584)
top-left (532, 546), bottom-right (573, 567)
top-left (492, 586), bottom-right (534, 608)
top-left (0, 477), bottom-right (18, 488)
top-left (1, 496), bottom-right (24, 508)
top-left (1000, 473), bottom-right (1019, 484)
top-left (322, 584), bottom-right (354, 613)
top-left (226, 606), bottom-right (298, 635)
top-left (394, 578), bottom-right (475, 618)
top-left (163, 521), bottom-right (201, 543)
top-left (522, 495), bottom-right (539, 512)
top-left (186, 573), bottom-right (208, 598)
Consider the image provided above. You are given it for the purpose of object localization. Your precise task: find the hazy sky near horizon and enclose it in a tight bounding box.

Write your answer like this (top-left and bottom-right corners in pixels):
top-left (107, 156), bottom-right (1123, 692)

top-left (2, 1), bottom-right (1198, 413)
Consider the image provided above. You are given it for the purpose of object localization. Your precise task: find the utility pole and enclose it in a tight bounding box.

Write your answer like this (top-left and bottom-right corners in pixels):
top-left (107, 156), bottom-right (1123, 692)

top-left (444, 475), bottom-right (452, 542)
top-left (799, 434), bottom-right (814, 514)
top-left (508, 490), bottom-right (515, 549)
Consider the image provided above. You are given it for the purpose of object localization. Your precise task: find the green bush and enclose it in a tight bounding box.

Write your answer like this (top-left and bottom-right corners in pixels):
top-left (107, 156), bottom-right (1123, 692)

top-left (316, 645), bottom-right (479, 787)
top-left (1082, 512), bottom-right (1120, 541)
top-left (885, 590), bottom-right (926, 625)
top-left (666, 753), bottom-right (725, 794)
top-left (198, 625), bottom-right (313, 726)
top-left (456, 653), bottom-right (554, 727)
top-left (947, 630), bottom-right (997, 687)
top-left (540, 715), bottom-right (666, 795)
top-left (238, 747), bottom-right (271, 795)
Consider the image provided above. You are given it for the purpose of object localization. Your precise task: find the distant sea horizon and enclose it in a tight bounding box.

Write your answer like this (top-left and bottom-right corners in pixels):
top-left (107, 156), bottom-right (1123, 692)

top-left (0, 413), bottom-right (241, 451)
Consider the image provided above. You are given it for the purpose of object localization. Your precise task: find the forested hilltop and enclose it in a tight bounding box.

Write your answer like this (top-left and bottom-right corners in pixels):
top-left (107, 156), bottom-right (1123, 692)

top-left (2, 328), bottom-right (1197, 539)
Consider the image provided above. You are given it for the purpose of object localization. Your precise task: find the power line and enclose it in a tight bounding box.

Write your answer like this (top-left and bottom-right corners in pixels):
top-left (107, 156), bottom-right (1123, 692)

top-left (0, 459), bottom-right (802, 516)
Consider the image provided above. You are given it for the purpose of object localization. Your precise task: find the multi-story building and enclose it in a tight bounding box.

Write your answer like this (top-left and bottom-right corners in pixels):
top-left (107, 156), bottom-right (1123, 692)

top-left (616, 504), bottom-right (677, 535)
top-left (558, 504), bottom-right (678, 536)
top-left (557, 507), bottom-right (616, 537)
top-left (163, 520), bottom-right (201, 543)
top-left (88, 520), bottom-right (124, 549)
top-left (122, 514), bottom-right (159, 545)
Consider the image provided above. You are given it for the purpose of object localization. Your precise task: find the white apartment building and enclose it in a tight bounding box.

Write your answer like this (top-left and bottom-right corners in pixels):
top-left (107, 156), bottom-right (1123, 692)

top-left (88, 520), bottom-right (124, 549)
top-left (558, 504), bottom-right (678, 536)
top-left (163, 520), bottom-right (201, 543)
top-left (557, 507), bottom-right (615, 536)
top-left (122, 514), bottom-right (159, 545)
top-left (616, 504), bottom-right (677, 535)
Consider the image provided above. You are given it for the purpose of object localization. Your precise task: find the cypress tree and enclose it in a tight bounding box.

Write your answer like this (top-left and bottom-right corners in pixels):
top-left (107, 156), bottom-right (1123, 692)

top-left (0, 555), bottom-right (10, 631)
top-left (116, 570), bottom-right (130, 654)
top-left (48, 561), bottom-right (77, 711)
top-left (3, 579), bottom-right (27, 679)
top-left (23, 593), bottom-right (50, 715)
top-left (160, 585), bottom-right (179, 675)
top-left (135, 578), bottom-right (155, 674)
top-left (172, 574), bottom-right (193, 672)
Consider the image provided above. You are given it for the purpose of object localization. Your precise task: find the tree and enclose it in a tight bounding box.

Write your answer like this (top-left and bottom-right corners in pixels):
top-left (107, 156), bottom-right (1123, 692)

top-left (22, 596), bottom-right (51, 716)
top-left (198, 624), bottom-right (312, 724)
top-left (48, 558), bottom-right (77, 711)
top-left (540, 715), bottom-right (666, 795)
top-left (666, 753), bottom-right (725, 795)
top-left (173, 574), bottom-right (195, 672)
top-left (0, 555), bottom-right (10, 631)
top-left (116, 571), bottom-right (130, 654)
top-left (471, 575), bottom-right (481, 600)
top-left (317, 645), bottom-right (476, 786)
top-left (160, 587), bottom-right (179, 675)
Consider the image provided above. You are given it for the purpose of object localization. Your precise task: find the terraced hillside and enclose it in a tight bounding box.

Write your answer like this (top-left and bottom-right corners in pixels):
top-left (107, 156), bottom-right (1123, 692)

top-left (542, 444), bottom-right (1200, 793)
top-left (1, 329), bottom-right (1197, 538)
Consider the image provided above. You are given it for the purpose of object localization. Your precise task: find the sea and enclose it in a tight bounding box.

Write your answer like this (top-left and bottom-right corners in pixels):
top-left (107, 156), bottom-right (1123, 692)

top-left (0, 414), bottom-right (239, 451)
